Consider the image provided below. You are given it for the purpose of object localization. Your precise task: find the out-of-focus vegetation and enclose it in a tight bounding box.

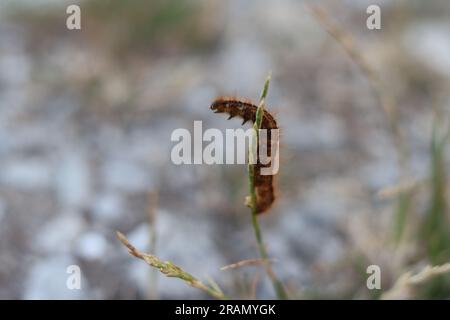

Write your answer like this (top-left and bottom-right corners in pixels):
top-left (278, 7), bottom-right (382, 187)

top-left (7, 0), bottom-right (222, 55)
top-left (84, 0), bottom-right (222, 54)
top-left (419, 116), bottom-right (450, 298)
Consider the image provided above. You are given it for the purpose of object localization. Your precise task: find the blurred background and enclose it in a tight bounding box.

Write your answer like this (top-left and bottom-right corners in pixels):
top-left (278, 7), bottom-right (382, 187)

top-left (0, 0), bottom-right (450, 299)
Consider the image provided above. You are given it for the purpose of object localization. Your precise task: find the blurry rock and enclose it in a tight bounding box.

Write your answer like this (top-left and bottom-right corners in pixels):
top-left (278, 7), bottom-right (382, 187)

top-left (358, 129), bottom-right (399, 189)
top-left (34, 212), bottom-right (85, 254)
top-left (1, 159), bottom-right (52, 190)
top-left (403, 22), bottom-right (450, 78)
top-left (75, 232), bottom-right (109, 261)
top-left (56, 151), bottom-right (91, 208)
top-left (91, 192), bottom-right (124, 223)
top-left (102, 160), bottom-right (153, 193)
top-left (359, 156), bottom-right (398, 190)
top-left (0, 42), bottom-right (30, 87)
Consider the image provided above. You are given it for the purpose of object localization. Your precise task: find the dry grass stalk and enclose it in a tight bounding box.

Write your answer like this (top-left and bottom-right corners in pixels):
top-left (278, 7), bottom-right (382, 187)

top-left (382, 263), bottom-right (450, 299)
top-left (117, 231), bottom-right (228, 300)
top-left (220, 258), bottom-right (276, 271)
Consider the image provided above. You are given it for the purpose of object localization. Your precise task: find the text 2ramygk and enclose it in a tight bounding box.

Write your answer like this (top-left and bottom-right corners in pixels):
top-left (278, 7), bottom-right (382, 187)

top-left (219, 304), bottom-right (276, 315)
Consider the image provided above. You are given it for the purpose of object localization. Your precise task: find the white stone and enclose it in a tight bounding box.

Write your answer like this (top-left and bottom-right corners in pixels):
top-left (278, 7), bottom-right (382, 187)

top-left (56, 151), bottom-right (91, 208)
top-left (91, 192), bottom-right (124, 222)
top-left (75, 232), bottom-right (109, 261)
top-left (34, 212), bottom-right (85, 254)
top-left (1, 159), bottom-right (52, 190)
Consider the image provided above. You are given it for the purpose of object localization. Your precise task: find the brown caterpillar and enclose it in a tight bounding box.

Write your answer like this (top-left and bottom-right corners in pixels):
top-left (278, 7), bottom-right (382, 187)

top-left (210, 97), bottom-right (278, 214)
